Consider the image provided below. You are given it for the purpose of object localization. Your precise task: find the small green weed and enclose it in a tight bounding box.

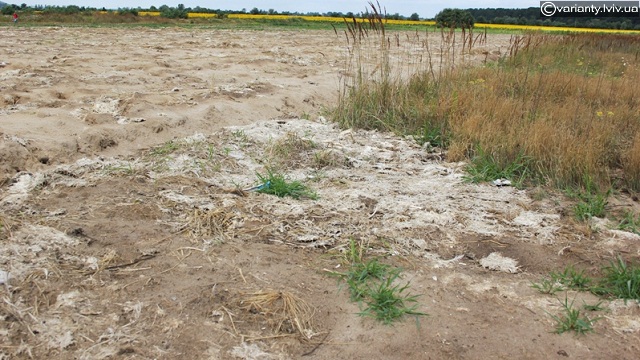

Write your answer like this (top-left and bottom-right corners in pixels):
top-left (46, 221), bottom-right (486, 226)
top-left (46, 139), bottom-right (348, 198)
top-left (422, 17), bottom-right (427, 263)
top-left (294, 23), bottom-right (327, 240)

top-left (582, 300), bottom-right (606, 312)
top-left (550, 265), bottom-right (593, 291)
top-left (549, 296), bottom-right (599, 335)
top-left (414, 122), bottom-right (449, 148)
top-left (531, 278), bottom-right (563, 295)
top-left (360, 270), bottom-right (426, 324)
top-left (256, 169), bottom-right (318, 200)
top-left (345, 238), bottom-right (365, 264)
top-left (617, 211), bottom-right (640, 235)
top-left (103, 162), bottom-right (137, 176)
top-left (150, 140), bottom-right (180, 156)
top-left (329, 239), bottom-right (426, 325)
top-left (230, 129), bottom-right (251, 147)
top-left (592, 256), bottom-right (640, 301)
top-left (567, 177), bottom-right (610, 221)
top-left (345, 258), bottom-right (392, 301)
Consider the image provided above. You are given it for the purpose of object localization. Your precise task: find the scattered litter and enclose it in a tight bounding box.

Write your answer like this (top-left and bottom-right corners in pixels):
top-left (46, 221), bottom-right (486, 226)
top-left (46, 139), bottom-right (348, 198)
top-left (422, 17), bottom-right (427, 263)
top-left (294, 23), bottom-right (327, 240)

top-left (479, 252), bottom-right (520, 273)
top-left (116, 116), bottom-right (145, 125)
top-left (493, 178), bottom-right (512, 187)
top-left (244, 181), bottom-right (270, 192)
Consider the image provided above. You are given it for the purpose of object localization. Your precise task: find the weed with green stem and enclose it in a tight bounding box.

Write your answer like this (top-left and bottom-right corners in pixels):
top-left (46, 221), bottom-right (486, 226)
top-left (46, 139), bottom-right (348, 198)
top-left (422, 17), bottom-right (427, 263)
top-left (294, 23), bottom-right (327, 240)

top-left (207, 144), bottom-right (216, 160)
top-left (566, 176), bottom-right (610, 221)
top-left (103, 162), bottom-right (137, 176)
top-left (328, 239), bottom-right (426, 325)
top-left (413, 121), bottom-right (449, 149)
top-left (591, 256), bottom-right (640, 301)
top-left (531, 277), bottom-right (563, 295)
top-left (150, 139), bottom-right (180, 157)
top-left (616, 211), bottom-right (640, 235)
top-left (345, 258), bottom-right (392, 301)
top-left (582, 300), bottom-right (606, 312)
top-left (231, 129), bottom-right (250, 144)
top-left (359, 269), bottom-right (426, 324)
top-left (550, 265), bottom-right (593, 291)
top-left (549, 296), bottom-right (600, 335)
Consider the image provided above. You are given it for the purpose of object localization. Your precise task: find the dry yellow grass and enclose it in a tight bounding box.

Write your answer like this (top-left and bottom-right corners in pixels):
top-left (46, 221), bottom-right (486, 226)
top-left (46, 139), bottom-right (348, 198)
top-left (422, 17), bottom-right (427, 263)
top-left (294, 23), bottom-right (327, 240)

top-left (333, 25), bottom-right (640, 191)
top-left (241, 290), bottom-right (317, 340)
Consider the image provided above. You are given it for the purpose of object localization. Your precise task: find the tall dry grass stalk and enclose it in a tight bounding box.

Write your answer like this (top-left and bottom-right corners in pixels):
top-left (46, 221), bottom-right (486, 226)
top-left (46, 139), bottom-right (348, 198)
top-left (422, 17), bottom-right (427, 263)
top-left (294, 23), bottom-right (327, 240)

top-left (333, 1), bottom-right (468, 134)
top-left (333, 27), bottom-right (640, 191)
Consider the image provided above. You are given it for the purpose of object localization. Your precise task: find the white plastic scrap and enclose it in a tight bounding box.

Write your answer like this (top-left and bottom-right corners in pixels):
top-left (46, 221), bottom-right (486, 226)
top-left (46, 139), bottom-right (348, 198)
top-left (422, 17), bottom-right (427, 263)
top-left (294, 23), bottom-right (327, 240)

top-left (493, 178), bottom-right (512, 187)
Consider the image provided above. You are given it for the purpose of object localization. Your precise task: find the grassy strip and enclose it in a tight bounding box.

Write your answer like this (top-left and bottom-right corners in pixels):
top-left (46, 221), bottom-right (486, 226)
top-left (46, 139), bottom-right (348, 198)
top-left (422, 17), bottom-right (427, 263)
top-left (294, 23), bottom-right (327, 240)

top-left (532, 257), bottom-right (640, 334)
top-left (532, 257), bottom-right (640, 300)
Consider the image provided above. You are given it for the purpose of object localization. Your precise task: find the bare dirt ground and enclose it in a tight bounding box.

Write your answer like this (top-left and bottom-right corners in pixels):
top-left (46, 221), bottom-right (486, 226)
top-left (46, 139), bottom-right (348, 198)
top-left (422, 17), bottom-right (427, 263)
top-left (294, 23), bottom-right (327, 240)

top-left (1, 26), bottom-right (639, 360)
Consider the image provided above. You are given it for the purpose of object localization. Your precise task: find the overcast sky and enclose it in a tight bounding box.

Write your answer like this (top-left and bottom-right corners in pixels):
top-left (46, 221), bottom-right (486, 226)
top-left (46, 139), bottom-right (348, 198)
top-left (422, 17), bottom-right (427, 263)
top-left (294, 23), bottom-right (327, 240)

top-left (24, 1), bottom-right (539, 18)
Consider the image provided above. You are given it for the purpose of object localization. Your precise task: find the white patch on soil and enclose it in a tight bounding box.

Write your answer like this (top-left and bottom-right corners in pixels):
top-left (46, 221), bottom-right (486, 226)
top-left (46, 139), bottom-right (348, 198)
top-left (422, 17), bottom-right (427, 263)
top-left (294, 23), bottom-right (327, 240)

top-left (479, 252), bottom-right (520, 273)
top-left (0, 172), bottom-right (46, 208)
top-left (1, 225), bottom-right (79, 279)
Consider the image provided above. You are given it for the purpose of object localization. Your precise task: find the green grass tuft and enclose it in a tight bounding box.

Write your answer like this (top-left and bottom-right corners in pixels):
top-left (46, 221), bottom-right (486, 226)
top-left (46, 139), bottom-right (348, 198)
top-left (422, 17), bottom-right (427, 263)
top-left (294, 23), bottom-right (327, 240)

top-left (531, 278), bottom-right (564, 295)
top-left (549, 296), bottom-right (600, 335)
top-left (329, 239), bottom-right (426, 325)
top-left (617, 211), bottom-right (640, 235)
top-left (592, 256), bottom-right (640, 301)
top-left (463, 145), bottom-right (534, 187)
top-left (359, 269), bottom-right (426, 324)
top-left (345, 258), bottom-right (392, 301)
top-left (566, 176), bottom-right (610, 221)
top-left (256, 169), bottom-right (317, 200)
top-left (550, 265), bottom-right (593, 291)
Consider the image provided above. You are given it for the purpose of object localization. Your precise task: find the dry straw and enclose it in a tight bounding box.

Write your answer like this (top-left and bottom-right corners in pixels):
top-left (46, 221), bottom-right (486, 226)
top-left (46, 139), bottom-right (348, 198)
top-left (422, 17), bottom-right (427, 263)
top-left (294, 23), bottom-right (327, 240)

top-left (241, 290), bottom-right (317, 340)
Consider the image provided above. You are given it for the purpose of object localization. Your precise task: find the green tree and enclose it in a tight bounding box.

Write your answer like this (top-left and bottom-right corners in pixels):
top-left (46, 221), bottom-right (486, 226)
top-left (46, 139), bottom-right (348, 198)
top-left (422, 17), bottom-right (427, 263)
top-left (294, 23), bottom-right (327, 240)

top-left (159, 4), bottom-right (188, 19)
top-left (409, 13), bottom-right (420, 21)
top-left (435, 8), bottom-right (475, 29)
top-left (1, 5), bottom-right (15, 15)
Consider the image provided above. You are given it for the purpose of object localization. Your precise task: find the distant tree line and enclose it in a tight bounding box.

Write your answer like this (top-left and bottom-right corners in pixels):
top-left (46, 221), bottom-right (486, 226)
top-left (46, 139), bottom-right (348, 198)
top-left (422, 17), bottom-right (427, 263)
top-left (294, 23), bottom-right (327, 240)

top-left (0, 3), bottom-right (422, 21)
top-left (468, 7), bottom-right (640, 30)
top-left (1, 3), bottom-right (638, 30)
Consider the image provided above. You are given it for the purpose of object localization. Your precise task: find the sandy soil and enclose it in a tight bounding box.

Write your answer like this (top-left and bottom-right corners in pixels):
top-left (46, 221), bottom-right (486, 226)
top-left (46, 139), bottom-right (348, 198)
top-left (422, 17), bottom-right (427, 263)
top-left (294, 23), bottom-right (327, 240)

top-left (1, 27), bottom-right (639, 360)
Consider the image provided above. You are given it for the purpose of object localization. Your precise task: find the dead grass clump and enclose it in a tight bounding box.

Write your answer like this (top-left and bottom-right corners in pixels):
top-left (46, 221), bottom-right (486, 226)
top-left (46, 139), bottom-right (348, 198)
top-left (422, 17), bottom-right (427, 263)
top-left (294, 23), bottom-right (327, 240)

top-left (83, 249), bottom-right (120, 274)
top-left (184, 208), bottom-right (234, 243)
top-left (0, 214), bottom-right (16, 240)
top-left (241, 290), bottom-right (316, 340)
top-left (265, 132), bottom-right (317, 169)
top-left (312, 149), bottom-right (349, 169)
